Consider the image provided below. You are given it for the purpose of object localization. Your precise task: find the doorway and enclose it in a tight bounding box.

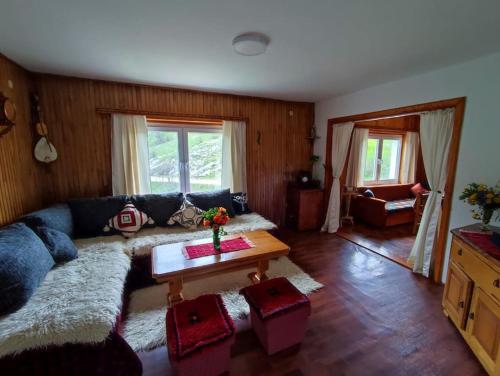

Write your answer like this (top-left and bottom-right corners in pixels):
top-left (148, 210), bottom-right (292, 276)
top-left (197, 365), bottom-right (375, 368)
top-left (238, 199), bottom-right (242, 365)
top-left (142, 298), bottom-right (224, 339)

top-left (323, 97), bottom-right (466, 281)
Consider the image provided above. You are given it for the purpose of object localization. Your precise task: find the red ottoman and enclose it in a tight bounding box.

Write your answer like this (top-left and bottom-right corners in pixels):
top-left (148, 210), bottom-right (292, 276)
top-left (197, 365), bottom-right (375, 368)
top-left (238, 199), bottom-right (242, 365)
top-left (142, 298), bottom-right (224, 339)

top-left (240, 277), bottom-right (311, 355)
top-left (166, 294), bottom-right (235, 376)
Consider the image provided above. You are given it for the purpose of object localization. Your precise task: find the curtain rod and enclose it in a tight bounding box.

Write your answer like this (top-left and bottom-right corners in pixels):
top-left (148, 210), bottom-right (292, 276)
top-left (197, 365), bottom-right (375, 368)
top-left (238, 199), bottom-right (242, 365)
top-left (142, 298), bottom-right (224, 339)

top-left (333, 107), bottom-right (454, 124)
top-left (95, 107), bottom-right (248, 122)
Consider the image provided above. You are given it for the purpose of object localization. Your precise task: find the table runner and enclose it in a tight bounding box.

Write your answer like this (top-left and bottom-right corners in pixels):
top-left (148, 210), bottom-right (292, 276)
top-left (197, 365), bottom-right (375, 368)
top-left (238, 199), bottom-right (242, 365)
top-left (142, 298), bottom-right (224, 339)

top-left (183, 236), bottom-right (253, 260)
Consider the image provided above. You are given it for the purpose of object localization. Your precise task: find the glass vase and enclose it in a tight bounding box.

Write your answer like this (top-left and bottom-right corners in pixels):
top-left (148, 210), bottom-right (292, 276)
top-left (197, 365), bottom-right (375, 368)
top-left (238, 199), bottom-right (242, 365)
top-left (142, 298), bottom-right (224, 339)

top-left (212, 227), bottom-right (221, 252)
top-left (480, 208), bottom-right (494, 232)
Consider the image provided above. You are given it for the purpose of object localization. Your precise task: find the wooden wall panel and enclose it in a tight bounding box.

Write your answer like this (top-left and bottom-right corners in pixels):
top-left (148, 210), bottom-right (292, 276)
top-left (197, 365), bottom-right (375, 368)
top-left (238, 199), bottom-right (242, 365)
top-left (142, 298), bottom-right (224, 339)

top-left (35, 75), bottom-right (314, 226)
top-left (0, 55), bottom-right (44, 225)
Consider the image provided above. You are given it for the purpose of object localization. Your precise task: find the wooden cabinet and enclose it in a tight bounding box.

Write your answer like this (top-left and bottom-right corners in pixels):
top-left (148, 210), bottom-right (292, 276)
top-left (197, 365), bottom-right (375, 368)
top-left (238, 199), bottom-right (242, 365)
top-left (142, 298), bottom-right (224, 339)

top-left (285, 185), bottom-right (323, 231)
top-left (442, 261), bottom-right (472, 329)
top-left (466, 287), bottom-right (500, 374)
top-left (443, 225), bottom-right (500, 376)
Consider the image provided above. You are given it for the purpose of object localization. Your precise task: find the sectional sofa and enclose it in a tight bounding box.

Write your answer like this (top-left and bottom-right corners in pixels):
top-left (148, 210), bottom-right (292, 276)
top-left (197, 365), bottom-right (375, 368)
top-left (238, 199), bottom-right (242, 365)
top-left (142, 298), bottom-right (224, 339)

top-left (0, 190), bottom-right (276, 375)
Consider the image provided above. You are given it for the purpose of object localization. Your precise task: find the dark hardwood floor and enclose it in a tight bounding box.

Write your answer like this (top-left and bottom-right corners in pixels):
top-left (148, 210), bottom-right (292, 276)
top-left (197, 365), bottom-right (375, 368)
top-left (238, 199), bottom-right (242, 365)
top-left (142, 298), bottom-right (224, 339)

top-left (337, 222), bottom-right (415, 268)
top-left (138, 230), bottom-right (484, 376)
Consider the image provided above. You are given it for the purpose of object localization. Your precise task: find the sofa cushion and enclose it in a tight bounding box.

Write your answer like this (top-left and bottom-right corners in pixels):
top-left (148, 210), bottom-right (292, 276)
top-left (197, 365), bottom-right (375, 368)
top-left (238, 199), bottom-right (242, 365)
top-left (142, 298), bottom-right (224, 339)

top-left (130, 192), bottom-right (184, 226)
top-left (231, 192), bottom-right (251, 215)
top-left (0, 223), bottom-right (55, 316)
top-left (186, 189), bottom-right (236, 217)
top-left (104, 202), bottom-right (154, 238)
top-left (20, 204), bottom-right (73, 238)
top-left (36, 226), bottom-right (78, 263)
top-left (68, 195), bottom-right (129, 238)
top-left (362, 189), bottom-right (375, 198)
top-left (167, 200), bottom-right (204, 229)
top-left (385, 198), bottom-right (416, 213)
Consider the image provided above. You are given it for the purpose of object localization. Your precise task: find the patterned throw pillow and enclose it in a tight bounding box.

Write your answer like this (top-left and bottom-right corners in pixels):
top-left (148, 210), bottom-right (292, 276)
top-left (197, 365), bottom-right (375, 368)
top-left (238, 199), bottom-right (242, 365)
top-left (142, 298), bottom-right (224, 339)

top-left (231, 192), bottom-right (251, 215)
top-left (103, 202), bottom-right (154, 238)
top-left (167, 200), bottom-right (204, 229)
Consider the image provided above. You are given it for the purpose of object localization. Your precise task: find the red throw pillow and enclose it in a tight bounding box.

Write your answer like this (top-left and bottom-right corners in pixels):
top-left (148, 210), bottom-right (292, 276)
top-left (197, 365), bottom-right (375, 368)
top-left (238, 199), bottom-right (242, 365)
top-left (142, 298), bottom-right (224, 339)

top-left (103, 202), bottom-right (154, 238)
top-left (411, 183), bottom-right (428, 197)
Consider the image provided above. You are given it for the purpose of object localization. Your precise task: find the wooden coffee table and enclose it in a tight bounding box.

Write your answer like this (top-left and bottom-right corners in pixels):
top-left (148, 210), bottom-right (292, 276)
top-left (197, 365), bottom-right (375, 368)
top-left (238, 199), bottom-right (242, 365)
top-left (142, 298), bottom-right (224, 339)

top-left (151, 230), bottom-right (290, 306)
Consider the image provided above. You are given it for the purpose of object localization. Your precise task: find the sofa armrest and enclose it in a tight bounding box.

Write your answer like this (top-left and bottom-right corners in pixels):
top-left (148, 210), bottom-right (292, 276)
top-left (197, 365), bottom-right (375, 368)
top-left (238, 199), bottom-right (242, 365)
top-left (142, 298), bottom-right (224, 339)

top-left (352, 196), bottom-right (388, 227)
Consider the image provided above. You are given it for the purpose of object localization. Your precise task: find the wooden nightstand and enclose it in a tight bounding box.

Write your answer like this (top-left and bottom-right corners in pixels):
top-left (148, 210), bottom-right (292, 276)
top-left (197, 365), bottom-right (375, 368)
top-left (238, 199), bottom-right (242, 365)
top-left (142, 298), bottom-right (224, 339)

top-left (285, 184), bottom-right (324, 231)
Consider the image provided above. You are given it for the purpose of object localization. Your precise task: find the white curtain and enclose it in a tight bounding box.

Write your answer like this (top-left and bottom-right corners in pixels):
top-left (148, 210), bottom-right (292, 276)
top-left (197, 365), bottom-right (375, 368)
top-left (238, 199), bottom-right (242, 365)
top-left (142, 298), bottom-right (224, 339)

top-left (321, 122), bottom-right (355, 233)
top-left (400, 131), bottom-right (420, 184)
top-left (222, 120), bottom-right (247, 193)
top-left (111, 114), bottom-right (151, 195)
top-left (408, 109), bottom-right (454, 277)
top-left (346, 128), bottom-right (369, 188)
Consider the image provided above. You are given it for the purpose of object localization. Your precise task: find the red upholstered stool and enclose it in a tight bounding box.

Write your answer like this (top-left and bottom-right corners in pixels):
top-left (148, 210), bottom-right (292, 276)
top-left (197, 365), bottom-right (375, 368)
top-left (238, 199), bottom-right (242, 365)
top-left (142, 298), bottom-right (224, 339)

top-left (166, 294), bottom-right (235, 376)
top-left (240, 277), bottom-right (311, 355)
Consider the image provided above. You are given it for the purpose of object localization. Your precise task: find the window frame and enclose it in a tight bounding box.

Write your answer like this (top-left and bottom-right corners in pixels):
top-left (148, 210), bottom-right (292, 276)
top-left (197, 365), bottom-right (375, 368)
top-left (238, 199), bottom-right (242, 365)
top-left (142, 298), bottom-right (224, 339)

top-left (147, 122), bottom-right (223, 193)
top-left (363, 133), bottom-right (403, 186)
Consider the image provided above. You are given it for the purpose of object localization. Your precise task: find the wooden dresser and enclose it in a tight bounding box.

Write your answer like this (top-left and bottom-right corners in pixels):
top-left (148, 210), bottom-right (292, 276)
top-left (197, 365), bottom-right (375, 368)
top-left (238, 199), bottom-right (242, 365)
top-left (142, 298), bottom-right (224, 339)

top-left (285, 184), bottom-right (324, 231)
top-left (443, 225), bottom-right (500, 375)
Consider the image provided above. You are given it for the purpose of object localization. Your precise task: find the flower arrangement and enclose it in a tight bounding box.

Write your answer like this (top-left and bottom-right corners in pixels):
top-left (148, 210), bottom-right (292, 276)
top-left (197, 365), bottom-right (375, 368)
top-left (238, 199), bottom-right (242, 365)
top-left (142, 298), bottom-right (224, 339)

top-left (459, 182), bottom-right (500, 230)
top-left (202, 207), bottom-right (230, 251)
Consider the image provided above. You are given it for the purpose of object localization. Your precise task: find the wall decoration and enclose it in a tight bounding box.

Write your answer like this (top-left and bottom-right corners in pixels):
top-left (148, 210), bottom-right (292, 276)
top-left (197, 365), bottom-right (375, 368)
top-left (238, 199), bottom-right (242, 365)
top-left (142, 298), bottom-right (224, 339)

top-left (0, 91), bottom-right (16, 135)
top-left (30, 93), bottom-right (57, 163)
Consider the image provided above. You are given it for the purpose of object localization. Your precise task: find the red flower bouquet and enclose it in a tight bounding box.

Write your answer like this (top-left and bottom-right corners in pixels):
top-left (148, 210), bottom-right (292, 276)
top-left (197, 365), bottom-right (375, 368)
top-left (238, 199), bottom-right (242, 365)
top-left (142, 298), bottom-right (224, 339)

top-left (202, 207), bottom-right (230, 252)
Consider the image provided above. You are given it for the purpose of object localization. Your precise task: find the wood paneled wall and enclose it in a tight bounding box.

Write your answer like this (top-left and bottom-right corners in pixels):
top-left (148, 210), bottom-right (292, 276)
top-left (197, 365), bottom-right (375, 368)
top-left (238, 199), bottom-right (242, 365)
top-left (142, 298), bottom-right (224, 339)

top-left (0, 55), bottom-right (44, 225)
top-left (34, 75), bottom-right (314, 225)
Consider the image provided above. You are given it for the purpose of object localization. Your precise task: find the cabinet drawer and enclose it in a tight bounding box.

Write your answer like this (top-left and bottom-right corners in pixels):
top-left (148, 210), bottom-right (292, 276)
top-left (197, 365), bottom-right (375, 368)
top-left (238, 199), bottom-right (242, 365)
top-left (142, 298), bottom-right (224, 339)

top-left (451, 238), bottom-right (500, 302)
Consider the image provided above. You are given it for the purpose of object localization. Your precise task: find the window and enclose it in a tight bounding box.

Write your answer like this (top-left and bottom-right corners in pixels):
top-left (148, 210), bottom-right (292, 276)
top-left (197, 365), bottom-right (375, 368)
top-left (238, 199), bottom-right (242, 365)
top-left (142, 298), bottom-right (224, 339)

top-left (147, 124), bottom-right (223, 193)
top-left (363, 134), bottom-right (402, 185)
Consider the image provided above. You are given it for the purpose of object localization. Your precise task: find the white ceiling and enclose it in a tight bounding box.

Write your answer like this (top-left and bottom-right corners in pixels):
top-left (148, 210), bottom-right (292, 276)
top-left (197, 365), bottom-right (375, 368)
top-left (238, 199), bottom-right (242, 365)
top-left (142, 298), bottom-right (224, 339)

top-left (1, 0), bottom-right (500, 102)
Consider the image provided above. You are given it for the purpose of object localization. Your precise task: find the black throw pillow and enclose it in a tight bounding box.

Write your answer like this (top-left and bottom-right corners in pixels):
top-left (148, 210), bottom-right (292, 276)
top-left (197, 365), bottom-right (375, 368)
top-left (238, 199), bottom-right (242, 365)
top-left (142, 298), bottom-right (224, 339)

top-left (0, 223), bottom-right (55, 316)
top-left (363, 189), bottom-right (375, 198)
top-left (36, 226), bottom-right (78, 263)
top-left (231, 192), bottom-right (252, 215)
top-left (186, 188), bottom-right (236, 217)
top-left (131, 192), bottom-right (184, 226)
top-left (68, 195), bottom-right (129, 238)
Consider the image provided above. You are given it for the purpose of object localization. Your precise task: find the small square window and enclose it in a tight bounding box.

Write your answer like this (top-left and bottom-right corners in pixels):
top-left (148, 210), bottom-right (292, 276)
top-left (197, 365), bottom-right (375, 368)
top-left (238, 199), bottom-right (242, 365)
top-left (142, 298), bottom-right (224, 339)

top-left (363, 134), bottom-right (402, 185)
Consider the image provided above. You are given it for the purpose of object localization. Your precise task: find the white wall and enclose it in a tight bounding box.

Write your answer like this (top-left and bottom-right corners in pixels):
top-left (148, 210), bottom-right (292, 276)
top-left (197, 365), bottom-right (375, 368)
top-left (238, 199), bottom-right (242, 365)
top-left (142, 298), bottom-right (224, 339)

top-left (314, 51), bottom-right (500, 282)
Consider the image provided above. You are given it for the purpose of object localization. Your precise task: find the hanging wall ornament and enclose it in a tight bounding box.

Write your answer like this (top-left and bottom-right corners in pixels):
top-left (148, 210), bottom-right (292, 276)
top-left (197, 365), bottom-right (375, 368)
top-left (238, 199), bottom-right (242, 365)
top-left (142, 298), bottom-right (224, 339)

top-left (31, 93), bottom-right (58, 163)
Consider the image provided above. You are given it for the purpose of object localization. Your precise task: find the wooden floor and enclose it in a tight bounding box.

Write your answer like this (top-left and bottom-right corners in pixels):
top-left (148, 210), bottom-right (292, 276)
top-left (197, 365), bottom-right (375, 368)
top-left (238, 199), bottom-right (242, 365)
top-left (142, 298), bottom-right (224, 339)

top-left (337, 222), bottom-right (415, 267)
top-left (138, 230), bottom-right (485, 376)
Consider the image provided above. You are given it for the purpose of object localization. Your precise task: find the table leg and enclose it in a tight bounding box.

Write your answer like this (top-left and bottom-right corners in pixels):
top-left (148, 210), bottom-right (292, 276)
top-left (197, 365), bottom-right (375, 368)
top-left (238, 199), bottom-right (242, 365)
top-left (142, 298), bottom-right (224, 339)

top-left (167, 277), bottom-right (184, 307)
top-left (249, 260), bottom-right (269, 284)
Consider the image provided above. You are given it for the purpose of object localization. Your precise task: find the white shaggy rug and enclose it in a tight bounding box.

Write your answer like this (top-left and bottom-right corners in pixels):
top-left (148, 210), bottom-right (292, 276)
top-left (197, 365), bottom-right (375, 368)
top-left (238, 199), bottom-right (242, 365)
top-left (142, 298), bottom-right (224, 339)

top-left (123, 257), bottom-right (323, 352)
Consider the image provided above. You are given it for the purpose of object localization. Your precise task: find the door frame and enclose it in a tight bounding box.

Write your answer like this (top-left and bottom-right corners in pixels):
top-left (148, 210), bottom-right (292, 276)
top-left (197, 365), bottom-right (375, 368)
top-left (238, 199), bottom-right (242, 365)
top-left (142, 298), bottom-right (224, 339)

top-left (323, 97), bottom-right (466, 283)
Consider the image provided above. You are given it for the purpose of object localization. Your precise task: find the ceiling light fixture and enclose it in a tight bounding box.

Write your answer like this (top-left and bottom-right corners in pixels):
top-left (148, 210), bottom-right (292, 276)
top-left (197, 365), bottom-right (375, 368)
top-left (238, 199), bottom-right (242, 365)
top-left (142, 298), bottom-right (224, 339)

top-left (232, 32), bottom-right (270, 56)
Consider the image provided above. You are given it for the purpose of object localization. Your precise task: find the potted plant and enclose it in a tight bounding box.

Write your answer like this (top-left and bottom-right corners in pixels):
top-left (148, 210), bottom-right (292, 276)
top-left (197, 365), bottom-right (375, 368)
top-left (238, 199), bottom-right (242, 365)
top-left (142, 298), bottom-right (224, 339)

top-left (202, 207), bottom-right (230, 252)
top-left (459, 182), bottom-right (500, 231)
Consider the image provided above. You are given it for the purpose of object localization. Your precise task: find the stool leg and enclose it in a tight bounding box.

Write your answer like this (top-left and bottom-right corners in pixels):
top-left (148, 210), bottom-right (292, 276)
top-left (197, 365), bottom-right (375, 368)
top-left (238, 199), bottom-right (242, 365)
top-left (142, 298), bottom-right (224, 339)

top-left (249, 260), bottom-right (269, 284)
top-left (167, 277), bottom-right (184, 307)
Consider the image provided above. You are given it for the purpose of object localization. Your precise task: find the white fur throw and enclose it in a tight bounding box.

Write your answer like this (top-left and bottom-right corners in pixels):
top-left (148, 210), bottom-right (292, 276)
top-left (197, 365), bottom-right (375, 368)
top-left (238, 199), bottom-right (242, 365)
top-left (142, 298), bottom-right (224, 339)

top-left (74, 213), bottom-right (277, 257)
top-left (0, 246), bottom-right (130, 358)
top-left (0, 213), bottom-right (276, 357)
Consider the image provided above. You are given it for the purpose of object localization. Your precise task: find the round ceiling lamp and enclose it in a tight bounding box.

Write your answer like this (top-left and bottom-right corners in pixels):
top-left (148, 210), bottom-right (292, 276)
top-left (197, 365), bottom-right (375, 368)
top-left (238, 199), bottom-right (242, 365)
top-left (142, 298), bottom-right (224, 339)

top-left (232, 32), bottom-right (270, 56)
